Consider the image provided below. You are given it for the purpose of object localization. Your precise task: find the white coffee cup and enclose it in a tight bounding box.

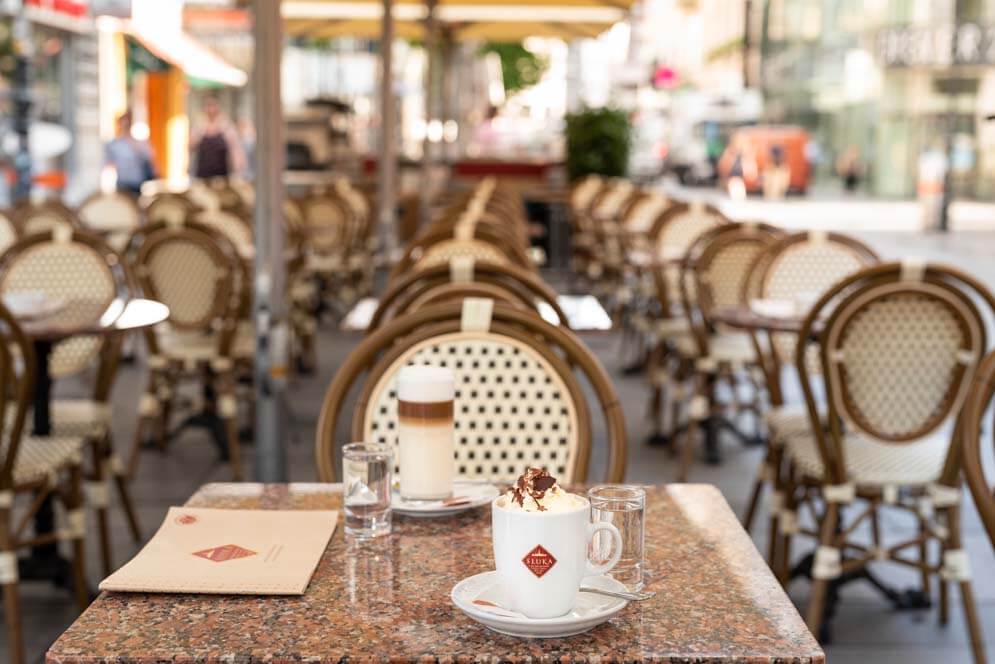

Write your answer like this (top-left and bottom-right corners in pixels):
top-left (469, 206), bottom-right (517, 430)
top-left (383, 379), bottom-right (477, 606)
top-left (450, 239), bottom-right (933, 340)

top-left (491, 495), bottom-right (623, 618)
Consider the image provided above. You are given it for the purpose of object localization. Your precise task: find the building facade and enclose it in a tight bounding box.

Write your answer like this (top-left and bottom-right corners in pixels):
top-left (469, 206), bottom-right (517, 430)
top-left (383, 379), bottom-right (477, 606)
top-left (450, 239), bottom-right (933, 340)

top-left (758, 0), bottom-right (995, 199)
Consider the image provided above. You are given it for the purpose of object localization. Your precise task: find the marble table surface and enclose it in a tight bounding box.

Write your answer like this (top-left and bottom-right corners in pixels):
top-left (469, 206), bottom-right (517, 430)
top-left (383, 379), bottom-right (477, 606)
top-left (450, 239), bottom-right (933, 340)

top-left (46, 483), bottom-right (823, 663)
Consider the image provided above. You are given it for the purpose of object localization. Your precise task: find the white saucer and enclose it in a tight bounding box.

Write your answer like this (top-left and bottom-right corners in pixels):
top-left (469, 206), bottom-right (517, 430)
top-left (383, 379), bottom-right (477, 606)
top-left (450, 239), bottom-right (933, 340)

top-left (391, 481), bottom-right (500, 518)
top-left (451, 571), bottom-right (628, 638)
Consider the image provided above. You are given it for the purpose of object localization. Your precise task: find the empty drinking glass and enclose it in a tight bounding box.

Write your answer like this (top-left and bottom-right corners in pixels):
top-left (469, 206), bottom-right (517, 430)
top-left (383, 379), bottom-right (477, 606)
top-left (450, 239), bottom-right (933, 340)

top-left (342, 443), bottom-right (393, 539)
top-left (588, 485), bottom-right (646, 590)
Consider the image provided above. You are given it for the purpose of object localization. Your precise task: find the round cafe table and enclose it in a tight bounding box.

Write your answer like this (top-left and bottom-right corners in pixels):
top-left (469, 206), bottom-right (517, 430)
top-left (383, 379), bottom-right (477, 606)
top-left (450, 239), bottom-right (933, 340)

top-left (14, 296), bottom-right (169, 591)
top-left (18, 297), bottom-right (170, 435)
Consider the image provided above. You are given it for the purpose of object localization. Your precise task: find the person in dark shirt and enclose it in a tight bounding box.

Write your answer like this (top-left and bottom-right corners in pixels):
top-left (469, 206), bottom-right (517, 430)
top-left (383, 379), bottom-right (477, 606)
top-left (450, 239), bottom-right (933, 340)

top-left (190, 94), bottom-right (245, 180)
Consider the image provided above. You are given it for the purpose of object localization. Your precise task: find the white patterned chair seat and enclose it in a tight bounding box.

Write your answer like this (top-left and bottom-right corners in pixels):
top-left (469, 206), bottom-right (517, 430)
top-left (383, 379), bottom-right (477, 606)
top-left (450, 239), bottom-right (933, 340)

top-left (306, 252), bottom-right (346, 274)
top-left (10, 435), bottom-right (84, 486)
top-left (674, 331), bottom-right (756, 365)
top-left (6, 400), bottom-right (110, 439)
top-left (783, 430), bottom-right (949, 487)
top-left (765, 403), bottom-right (827, 444)
top-left (157, 323), bottom-right (253, 364)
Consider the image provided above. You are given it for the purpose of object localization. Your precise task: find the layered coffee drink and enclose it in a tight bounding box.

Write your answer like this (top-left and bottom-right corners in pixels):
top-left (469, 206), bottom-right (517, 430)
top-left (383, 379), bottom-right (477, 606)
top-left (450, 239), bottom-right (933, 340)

top-left (396, 365), bottom-right (455, 500)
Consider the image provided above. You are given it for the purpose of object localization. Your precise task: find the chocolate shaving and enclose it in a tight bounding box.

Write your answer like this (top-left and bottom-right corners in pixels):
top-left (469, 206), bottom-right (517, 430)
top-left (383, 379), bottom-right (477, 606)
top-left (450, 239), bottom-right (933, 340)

top-left (509, 467), bottom-right (558, 511)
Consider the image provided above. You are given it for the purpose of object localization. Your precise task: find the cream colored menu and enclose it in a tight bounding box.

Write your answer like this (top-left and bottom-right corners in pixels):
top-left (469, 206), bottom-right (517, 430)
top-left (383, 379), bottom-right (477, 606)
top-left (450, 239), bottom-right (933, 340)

top-left (100, 507), bottom-right (338, 595)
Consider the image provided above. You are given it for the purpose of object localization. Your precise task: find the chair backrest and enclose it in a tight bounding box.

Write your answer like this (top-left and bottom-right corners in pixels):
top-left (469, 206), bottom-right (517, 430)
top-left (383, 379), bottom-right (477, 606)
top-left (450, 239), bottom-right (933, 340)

top-left (621, 192), bottom-right (669, 234)
top-left (0, 230), bottom-right (127, 378)
top-left (371, 259), bottom-right (568, 330)
top-left (315, 300), bottom-right (626, 484)
top-left (133, 226), bottom-right (238, 339)
top-left (649, 201), bottom-right (729, 262)
top-left (13, 201), bottom-right (79, 236)
top-left (76, 191), bottom-right (142, 235)
top-left (590, 179), bottom-right (635, 221)
top-left (961, 350), bottom-right (995, 553)
top-left (195, 209), bottom-right (254, 256)
top-left (145, 193), bottom-right (200, 226)
top-left (301, 194), bottom-right (353, 255)
top-left (0, 300), bottom-right (34, 490)
top-left (568, 175), bottom-right (603, 216)
top-left (683, 222), bottom-right (782, 329)
top-left (750, 231), bottom-right (879, 366)
top-left (0, 209), bottom-right (21, 254)
top-left (796, 262), bottom-right (994, 484)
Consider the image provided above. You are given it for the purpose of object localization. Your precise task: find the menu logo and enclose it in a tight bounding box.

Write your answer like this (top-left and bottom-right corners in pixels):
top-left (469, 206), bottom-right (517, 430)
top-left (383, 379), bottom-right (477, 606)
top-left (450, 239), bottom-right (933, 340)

top-left (193, 544), bottom-right (257, 563)
top-left (175, 514), bottom-right (198, 525)
top-left (522, 545), bottom-right (556, 578)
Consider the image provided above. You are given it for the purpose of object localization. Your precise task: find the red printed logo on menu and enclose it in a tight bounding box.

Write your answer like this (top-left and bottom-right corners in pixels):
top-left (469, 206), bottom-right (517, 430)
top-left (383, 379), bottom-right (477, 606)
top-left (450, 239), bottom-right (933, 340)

top-left (522, 545), bottom-right (557, 578)
top-left (192, 544), bottom-right (257, 563)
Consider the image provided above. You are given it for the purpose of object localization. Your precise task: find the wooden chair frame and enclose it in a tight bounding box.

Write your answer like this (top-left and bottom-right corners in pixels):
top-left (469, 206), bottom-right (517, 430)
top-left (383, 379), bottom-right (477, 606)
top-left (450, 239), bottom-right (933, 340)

top-left (315, 301), bottom-right (626, 484)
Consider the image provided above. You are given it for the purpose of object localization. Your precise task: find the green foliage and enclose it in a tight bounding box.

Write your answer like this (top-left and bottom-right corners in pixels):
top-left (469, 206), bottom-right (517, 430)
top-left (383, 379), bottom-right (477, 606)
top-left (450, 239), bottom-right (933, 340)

top-left (478, 42), bottom-right (548, 96)
top-left (564, 107), bottom-right (631, 181)
top-left (0, 18), bottom-right (14, 80)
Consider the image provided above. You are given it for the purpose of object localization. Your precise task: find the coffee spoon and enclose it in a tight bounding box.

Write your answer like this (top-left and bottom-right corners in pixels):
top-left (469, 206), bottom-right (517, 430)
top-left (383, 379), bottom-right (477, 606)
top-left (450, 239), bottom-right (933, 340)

top-left (579, 586), bottom-right (655, 601)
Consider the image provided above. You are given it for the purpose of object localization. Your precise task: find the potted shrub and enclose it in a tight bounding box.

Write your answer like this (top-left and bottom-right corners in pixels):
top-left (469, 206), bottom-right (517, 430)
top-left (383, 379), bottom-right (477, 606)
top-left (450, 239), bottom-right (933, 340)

top-left (564, 107), bottom-right (631, 181)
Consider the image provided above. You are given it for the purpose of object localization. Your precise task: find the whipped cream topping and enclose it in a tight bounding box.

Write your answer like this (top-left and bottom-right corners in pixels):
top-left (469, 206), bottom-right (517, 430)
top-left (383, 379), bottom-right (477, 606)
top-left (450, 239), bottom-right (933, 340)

top-left (499, 468), bottom-right (584, 513)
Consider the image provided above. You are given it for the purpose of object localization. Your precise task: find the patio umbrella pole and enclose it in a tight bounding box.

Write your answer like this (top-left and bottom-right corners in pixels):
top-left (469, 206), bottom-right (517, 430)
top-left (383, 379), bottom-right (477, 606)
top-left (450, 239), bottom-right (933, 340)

top-left (377, 0), bottom-right (398, 254)
top-left (251, 0), bottom-right (288, 482)
top-left (419, 0), bottom-right (438, 227)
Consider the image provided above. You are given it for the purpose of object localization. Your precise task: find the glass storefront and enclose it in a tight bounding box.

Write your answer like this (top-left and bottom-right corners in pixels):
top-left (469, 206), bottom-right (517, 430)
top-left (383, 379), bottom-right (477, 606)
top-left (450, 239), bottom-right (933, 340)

top-left (758, 0), bottom-right (995, 199)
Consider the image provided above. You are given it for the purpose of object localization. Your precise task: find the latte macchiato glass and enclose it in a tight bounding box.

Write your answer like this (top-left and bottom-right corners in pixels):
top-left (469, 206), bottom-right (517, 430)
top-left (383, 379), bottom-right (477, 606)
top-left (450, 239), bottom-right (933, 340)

top-left (396, 365), bottom-right (455, 500)
top-left (492, 491), bottom-right (622, 618)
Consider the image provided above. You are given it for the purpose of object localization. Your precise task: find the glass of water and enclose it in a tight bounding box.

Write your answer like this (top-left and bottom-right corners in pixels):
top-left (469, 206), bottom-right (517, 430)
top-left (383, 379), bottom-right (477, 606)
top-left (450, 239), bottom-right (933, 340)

top-left (588, 485), bottom-right (646, 590)
top-left (342, 442), bottom-right (393, 539)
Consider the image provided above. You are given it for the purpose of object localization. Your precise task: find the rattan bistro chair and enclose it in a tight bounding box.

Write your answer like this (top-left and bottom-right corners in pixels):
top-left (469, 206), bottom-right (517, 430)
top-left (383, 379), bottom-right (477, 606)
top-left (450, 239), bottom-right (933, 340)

top-left (316, 299), bottom-right (626, 484)
top-left (369, 259), bottom-right (568, 331)
top-left (128, 225), bottom-right (244, 480)
top-left (0, 209), bottom-right (21, 254)
top-left (672, 222), bottom-right (783, 481)
top-left (741, 231), bottom-right (879, 532)
top-left (963, 350), bottom-right (995, 554)
top-left (775, 262), bottom-right (993, 660)
top-left (0, 230), bottom-right (142, 575)
top-left (144, 192), bottom-right (200, 227)
top-left (0, 301), bottom-right (88, 664)
top-left (76, 191), bottom-right (142, 252)
top-left (12, 200), bottom-right (79, 236)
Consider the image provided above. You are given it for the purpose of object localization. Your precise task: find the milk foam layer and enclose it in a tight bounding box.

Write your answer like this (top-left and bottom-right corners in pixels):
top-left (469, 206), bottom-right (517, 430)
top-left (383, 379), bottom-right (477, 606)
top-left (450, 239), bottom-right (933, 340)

top-left (396, 365), bottom-right (455, 403)
top-left (498, 484), bottom-right (585, 513)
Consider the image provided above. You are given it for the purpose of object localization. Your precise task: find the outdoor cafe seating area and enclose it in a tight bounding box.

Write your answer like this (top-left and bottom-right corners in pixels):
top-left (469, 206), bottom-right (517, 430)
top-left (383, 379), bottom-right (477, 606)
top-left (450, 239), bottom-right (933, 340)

top-left (0, 171), bottom-right (995, 663)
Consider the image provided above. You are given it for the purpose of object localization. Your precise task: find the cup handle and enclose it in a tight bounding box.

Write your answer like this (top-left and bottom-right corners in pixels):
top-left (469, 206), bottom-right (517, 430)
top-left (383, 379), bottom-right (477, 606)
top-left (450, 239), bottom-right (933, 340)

top-left (585, 522), bottom-right (623, 576)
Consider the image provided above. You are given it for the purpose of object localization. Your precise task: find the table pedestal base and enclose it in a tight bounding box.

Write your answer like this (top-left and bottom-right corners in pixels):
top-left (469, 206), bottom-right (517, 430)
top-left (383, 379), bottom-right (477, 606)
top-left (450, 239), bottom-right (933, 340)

top-left (791, 552), bottom-right (931, 642)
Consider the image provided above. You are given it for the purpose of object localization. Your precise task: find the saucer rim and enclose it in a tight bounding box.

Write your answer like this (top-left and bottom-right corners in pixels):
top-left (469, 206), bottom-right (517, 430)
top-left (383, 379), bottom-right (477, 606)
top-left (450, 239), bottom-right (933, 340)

top-left (391, 481), bottom-right (500, 515)
top-left (450, 570), bottom-right (628, 626)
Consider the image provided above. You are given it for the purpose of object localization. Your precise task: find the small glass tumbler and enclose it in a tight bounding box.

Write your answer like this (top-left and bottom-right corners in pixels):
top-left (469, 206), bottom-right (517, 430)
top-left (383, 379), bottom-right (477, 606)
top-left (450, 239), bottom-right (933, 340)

top-left (342, 442), bottom-right (393, 540)
top-left (588, 485), bottom-right (646, 590)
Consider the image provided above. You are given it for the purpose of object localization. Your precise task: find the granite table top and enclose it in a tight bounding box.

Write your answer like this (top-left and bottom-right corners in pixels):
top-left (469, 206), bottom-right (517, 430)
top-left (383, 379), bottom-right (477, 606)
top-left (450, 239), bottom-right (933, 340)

top-left (46, 482), bottom-right (824, 663)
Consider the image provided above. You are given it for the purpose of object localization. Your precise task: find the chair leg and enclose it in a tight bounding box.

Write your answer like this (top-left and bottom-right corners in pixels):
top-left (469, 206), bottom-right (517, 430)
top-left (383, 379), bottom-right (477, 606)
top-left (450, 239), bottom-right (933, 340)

top-left (0, 515), bottom-right (24, 664)
top-left (806, 501), bottom-right (840, 635)
top-left (677, 373), bottom-right (708, 482)
top-left (127, 371), bottom-right (162, 479)
top-left (1, 579), bottom-right (23, 664)
top-left (764, 445), bottom-right (785, 567)
top-left (66, 463), bottom-right (89, 611)
top-left (216, 370), bottom-right (243, 481)
top-left (944, 506), bottom-right (986, 662)
top-left (88, 438), bottom-right (113, 578)
top-left (112, 474), bottom-right (142, 544)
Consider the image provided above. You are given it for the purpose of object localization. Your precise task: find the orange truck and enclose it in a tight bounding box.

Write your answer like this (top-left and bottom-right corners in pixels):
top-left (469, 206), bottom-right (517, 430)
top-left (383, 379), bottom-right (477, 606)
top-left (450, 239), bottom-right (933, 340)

top-left (718, 125), bottom-right (812, 195)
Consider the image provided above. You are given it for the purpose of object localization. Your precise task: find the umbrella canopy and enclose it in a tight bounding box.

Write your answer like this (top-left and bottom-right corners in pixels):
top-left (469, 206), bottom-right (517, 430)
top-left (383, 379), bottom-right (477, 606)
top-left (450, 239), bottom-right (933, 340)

top-left (284, 16), bottom-right (615, 40)
top-left (281, 2), bottom-right (627, 40)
